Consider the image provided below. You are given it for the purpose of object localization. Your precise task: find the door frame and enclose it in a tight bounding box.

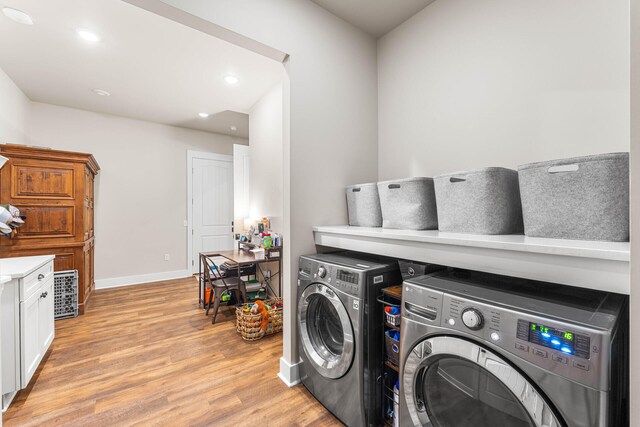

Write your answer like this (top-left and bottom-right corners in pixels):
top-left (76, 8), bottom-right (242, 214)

top-left (187, 150), bottom-right (234, 273)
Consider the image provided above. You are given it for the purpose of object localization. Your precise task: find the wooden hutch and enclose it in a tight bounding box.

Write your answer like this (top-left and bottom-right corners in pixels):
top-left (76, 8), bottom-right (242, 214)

top-left (0, 144), bottom-right (99, 314)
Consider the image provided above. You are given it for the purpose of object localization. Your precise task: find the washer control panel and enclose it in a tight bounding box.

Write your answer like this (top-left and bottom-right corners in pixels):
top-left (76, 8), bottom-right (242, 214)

top-left (516, 319), bottom-right (591, 360)
top-left (437, 293), bottom-right (607, 390)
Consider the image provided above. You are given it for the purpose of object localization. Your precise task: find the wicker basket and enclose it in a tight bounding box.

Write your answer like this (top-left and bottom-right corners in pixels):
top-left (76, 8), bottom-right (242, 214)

top-left (236, 298), bottom-right (283, 341)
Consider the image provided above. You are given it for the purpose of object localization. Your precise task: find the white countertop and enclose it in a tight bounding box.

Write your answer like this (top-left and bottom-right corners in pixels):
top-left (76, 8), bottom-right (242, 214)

top-left (313, 225), bottom-right (630, 261)
top-left (0, 255), bottom-right (55, 279)
top-left (313, 225), bottom-right (630, 294)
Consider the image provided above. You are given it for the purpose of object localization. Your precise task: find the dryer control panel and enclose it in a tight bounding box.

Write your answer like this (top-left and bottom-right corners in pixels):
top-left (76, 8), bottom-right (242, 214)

top-left (298, 258), bottom-right (362, 298)
top-left (333, 268), bottom-right (361, 297)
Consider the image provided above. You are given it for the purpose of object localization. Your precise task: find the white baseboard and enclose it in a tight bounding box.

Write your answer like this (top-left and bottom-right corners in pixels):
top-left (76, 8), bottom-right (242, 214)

top-left (95, 269), bottom-right (191, 290)
top-left (278, 356), bottom-right (301, 387)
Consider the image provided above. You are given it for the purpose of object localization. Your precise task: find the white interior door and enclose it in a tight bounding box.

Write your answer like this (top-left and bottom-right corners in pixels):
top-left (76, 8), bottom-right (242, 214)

top-left (190, 153), bottom-right (234, 273)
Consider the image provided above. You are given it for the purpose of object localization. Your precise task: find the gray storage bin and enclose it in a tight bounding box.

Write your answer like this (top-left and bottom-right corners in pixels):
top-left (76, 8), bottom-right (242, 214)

top-left (346, 182), bottom-right (382, 227)
top-left (398, 260), bottom-right (444, 280)
top-left (518, 153), bottom-right (629, 241)
top-left (385, 329), bottom-right (400, 366)
top-left (377, 178), bottom-right (438, 230)
top-left (434, 168), bottom-right (524, 234)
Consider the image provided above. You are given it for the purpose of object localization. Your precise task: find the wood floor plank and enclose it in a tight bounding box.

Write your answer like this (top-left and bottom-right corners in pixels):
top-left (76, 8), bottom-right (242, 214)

top-left (2, 277), bottom-right (343, 427)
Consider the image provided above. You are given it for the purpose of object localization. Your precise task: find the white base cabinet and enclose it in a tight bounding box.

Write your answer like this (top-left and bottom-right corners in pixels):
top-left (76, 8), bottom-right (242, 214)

top-left (0, 256), bottom-right (55, 411)
top-left (0, 276), bottom-right (8, 427)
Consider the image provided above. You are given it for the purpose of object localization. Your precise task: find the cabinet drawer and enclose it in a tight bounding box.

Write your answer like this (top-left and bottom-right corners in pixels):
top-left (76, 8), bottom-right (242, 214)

top-left (21, 261), bottom-right (53, 302)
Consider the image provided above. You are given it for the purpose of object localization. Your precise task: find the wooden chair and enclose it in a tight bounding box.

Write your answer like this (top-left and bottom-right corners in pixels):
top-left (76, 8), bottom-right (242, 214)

top-left (202, 254), bottom-right (247, 324)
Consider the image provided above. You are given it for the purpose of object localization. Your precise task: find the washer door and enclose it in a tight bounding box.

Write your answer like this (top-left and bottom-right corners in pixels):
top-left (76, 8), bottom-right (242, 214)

top-left (298, 283), bottom-right (355, 379)
top-left (403, 336), bottom-right (562, 427)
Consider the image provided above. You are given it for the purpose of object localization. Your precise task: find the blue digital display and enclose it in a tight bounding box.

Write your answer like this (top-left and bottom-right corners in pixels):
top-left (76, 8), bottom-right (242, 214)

top-left (528, 323), bottom-right (574, 355)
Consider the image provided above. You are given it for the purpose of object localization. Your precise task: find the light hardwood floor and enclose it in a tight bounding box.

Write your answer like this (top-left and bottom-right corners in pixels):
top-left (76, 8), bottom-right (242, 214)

top-left (2, 277), bottom-right (342, 426)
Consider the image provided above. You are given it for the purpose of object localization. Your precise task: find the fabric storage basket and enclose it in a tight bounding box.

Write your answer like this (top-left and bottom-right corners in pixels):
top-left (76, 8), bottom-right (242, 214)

top-left (346, 182), bottom-right (383, 227)
top-left (518, 153), bottom-right (629, 241)
top-left (398, 260), bottom-right (444, 281)
top-left (377, 178), bottom-right (438, 230)
top-left (385, 329), bottom-right (400, 366)
top-left (434, 168), bottom-right (524, 235)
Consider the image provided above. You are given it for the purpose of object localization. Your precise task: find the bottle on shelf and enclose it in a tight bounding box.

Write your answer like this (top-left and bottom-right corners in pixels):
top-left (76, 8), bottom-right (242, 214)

top-left (393, 380), bottom-right (400, 427)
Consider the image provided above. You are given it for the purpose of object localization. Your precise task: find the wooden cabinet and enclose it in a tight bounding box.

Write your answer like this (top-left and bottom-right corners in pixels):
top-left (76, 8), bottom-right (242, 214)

top-left (0, 145), bottom-right (99, 314)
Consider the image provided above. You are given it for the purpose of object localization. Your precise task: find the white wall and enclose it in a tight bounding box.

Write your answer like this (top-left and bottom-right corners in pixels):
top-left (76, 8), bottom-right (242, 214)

top-left (28, 101), bottom-right (247, 286)
top-left (0, 67), bottom-right (30, 145)
top-left (249, 82), bottom-right (283, 228)
top-left (378, 0), bottom-right (630, 179)
top-left (629, 0), bottom-right (639, 424)
top-left (154, 0), bottom-right (379, 385)
top-left (248, 82), bottom-right (284, 296)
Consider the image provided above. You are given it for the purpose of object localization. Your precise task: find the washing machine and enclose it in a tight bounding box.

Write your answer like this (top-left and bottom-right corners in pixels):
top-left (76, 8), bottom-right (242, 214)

top-left (297, 253), bottom-right (401, 426)
top-left (399, 269), bottom-right (628, 427)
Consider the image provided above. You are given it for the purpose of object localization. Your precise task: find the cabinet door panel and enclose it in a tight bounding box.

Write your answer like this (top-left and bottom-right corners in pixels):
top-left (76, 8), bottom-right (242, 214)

top-left (90, 243), bottom-right (95, 292)
top-left (38, 279), bottom-right (55, 352)
top-left (20, 290), bottom-right (41, 388)
top-left (84, 199), bottom-right (90, 240)
top-left (12, 165), bottom-right (75, 199)
top-left (84, 246), bottom-right (91, 297)
top-left (14, 205), bottom-right (75, 239)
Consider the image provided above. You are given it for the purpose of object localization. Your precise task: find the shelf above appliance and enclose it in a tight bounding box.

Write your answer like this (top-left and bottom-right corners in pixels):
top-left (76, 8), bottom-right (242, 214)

top-left (313, 225), bottom-right (630, 295)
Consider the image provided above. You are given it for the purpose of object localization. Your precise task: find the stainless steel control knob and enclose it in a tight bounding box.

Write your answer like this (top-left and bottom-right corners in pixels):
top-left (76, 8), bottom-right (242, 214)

top-left (317, 266), bottom-right (327, 278)
top-left (461, 308), bottom-right (484, 330)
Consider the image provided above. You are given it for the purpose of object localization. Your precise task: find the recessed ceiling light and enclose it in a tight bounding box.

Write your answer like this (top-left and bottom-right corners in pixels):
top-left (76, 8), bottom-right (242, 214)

top-left (76, 28), bottom-right (101, 43)
top-left (92, 89), bottom-right (110, 97)
top-left (198, 112), bottom-right (209, 118)
top-left (224, 75), bottom-right (239, 85)
top-left (230, 125), bottom-right (237, 131)
top-left (2, 7), bottom-right (34, 25)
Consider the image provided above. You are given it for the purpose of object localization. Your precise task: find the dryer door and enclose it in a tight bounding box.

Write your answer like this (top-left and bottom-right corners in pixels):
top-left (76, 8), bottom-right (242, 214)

top-left (298, 283), bottom-right (355, 379)
top-left (403, 336), bottom-right (562, 427)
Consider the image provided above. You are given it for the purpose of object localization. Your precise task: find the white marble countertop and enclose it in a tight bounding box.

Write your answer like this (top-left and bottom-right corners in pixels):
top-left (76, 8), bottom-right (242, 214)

top-left (0, 255), bottom-right (55, 279)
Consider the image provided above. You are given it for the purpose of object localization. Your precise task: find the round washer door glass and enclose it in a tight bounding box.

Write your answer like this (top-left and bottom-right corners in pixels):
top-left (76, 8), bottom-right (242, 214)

top-left (298, 284), bottom-right (354, 379)
top-left (420, 358), bottom-right (534, 426)
top-left (307, 294), bottom-right (344, 356)
top-left (403, 336), bottom-right (561, 427)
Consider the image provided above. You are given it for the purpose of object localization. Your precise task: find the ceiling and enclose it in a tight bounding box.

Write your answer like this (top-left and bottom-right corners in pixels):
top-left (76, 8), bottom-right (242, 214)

top-left (0, 0), bottom-right (285, 138)
top-left (311, 0), bottom-right (435, 38)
